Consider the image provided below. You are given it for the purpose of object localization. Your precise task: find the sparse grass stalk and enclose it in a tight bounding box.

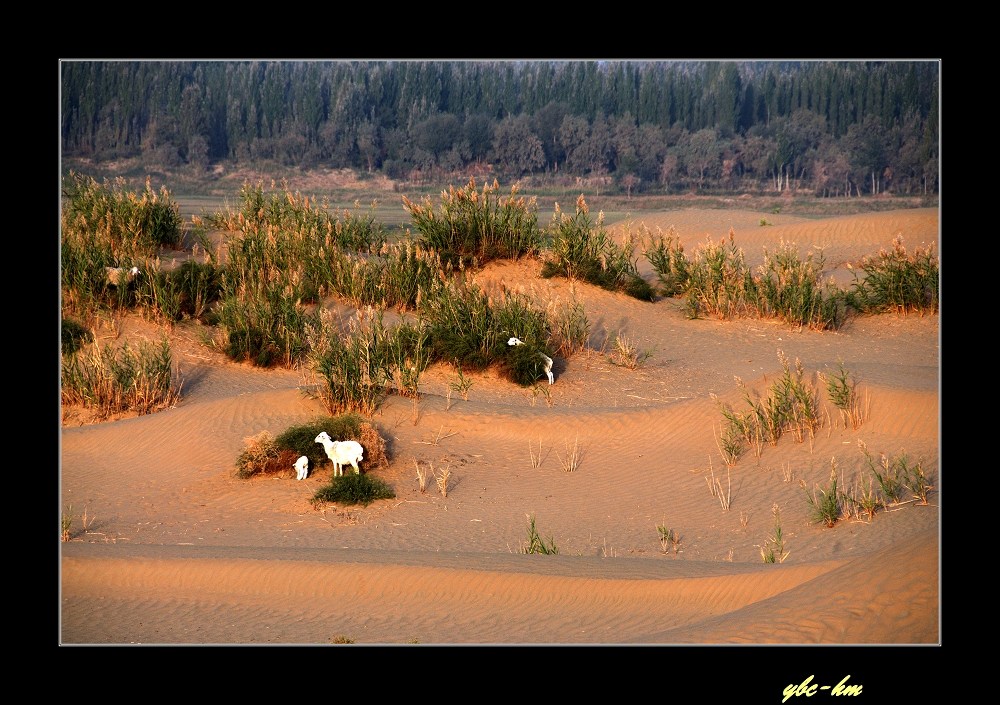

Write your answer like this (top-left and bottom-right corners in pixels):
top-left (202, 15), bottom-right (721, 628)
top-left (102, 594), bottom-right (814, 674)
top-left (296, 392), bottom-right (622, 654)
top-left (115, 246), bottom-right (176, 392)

top-left (609, 332), bottom-right (653, 369)
top-left (435, 464), bottom-right (451, 498)
top-left (529, 439), bottom-right (544, 469)
top-left (415, 460), bottom-right (428, 493)
top-left (858, 441), bottom-right (907, 505)
top-left (900, 456), bottom-right (933, 505)
top-left (522, 514), bottom-right (558, 555)
top-left (559, 436), bottom-right (582, 472)
top-left (657, 523), bottom-right (681, 555)
top-left (806, 462), bottom-right (842, 527)
top-left (845, 473), bottom-right (882, 521)
top-left (822, 362), bottom-right (867, 429)
top-left (760, 503), bottom-right (789, 563)
top-left (62, 507), bottom-right (73, 542)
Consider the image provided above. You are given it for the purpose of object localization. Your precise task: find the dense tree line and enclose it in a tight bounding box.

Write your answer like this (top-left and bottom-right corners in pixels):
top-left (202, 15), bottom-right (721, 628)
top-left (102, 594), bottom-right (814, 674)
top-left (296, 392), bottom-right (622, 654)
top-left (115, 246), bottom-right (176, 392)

top-left (61, 60), bottom-right (939, 196)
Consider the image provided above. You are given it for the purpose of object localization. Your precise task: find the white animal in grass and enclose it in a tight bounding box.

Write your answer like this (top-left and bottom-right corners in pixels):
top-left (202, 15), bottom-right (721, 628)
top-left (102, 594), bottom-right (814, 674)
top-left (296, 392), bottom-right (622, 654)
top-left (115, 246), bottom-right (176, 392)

top-left (105, 265), bottom-right (140, 286)
top-left (293, 455), bottom-right (310, 481)
top-left (507, 337), bottom-right (554, 385)
top-left (314, 432), bottom-right (364, 477)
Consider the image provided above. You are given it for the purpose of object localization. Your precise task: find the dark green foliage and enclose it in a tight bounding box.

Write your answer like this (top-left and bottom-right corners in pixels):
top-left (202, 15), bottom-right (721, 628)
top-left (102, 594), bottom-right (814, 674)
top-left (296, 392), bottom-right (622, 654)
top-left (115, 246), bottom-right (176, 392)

top-left (847, 236), bottom-right (939, 315)
top-left (62, 61), bottom-right (937, 196)
top-left (273, 416), bottom-right (366, 469)
top-left (421, 279), bottom-right (552, 384)
top-left (273, 415), bottom-right (389, 474)
top-left (218, 288), bottom-right (315, 368)
top-left (622, 274), bottom-right (656, 302)
top-left (542, 196), bottom-right (651, 301)
top-left (61, 317), bottom-right (92, 356)
top-left (502, 341), bottom-right (552, 386)
top-left (312, 473), bottom-right (396, 507)
top-left (403, 178), bottom-right (541, 267)
top-left (168, 260), bottom-right (223, 321)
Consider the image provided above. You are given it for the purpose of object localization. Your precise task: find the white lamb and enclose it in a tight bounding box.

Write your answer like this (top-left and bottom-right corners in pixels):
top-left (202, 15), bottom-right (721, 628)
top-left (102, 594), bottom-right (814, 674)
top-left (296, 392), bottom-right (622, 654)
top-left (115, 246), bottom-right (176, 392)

top-left (105, 265), bottom-right (140, 286)
top-left (314, 432), bottom-right (364, 477)
top-left (508, 337), bottom-right (554, 385)
top-left (293, 455), bottom-right (310, 481)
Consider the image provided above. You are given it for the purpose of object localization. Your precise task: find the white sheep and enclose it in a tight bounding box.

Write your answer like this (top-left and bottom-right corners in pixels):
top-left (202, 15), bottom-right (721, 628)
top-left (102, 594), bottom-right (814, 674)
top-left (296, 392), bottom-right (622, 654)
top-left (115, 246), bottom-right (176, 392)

top-left (508, 337), bottom-right (554, 385)
top-left (293, 455), bottom-right (310, 481)
top-left (314, 432), bottom-right (364, 477)
top-left (105, 265), bottom-right (140, 287)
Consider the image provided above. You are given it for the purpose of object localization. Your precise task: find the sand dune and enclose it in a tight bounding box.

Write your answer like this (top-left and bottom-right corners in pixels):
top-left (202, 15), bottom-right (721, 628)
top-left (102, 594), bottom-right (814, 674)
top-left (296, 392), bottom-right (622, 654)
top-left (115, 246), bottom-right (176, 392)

top-left (60, 207), bottom-right (940, 647)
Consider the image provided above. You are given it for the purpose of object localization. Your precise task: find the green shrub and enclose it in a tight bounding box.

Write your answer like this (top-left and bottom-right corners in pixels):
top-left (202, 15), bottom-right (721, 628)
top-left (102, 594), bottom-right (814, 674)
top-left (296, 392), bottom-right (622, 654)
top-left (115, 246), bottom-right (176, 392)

top-left (752, 241), bottom-right (847, 329)
top-left (61, 335), bottom-right (180, 418)
top-left (61, 171), bottom-right (182, 316)
top-left (542, 197), bottom-right (650, 300)
top-left (168, 260), bottom-right (223, 321)
top-left (642, 226), bottom-right (689, 297)
top-left (305, 310), bottom-right (428, 415)
top-left (403, 177), bottom-right (541, 267)
top-left (272, 415), bottom-right (388, 474)
top-left (848, 235), bottom-right (939, 315)
top-left (721, 351), bottom-right (823, 461)
top-left (312, 473), bottom-right (396, 506)
top-left (502, 340), bottom-right (552, 386)
top-left (422, 279), bottom-right (553, 385)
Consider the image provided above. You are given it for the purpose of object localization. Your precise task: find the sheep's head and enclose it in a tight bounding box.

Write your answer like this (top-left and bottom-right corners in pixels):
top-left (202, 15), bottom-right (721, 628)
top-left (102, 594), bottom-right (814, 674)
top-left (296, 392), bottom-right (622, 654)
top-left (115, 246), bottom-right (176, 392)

top-left (508, 337), bottom-right (524, 347)
top-left (314, 431), bottom-right (331, 445)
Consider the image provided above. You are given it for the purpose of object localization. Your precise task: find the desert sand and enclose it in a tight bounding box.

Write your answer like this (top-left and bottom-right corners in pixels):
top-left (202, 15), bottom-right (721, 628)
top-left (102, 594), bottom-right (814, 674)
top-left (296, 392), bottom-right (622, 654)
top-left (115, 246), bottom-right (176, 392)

top-left (59, 206), bottom-right (940, 650)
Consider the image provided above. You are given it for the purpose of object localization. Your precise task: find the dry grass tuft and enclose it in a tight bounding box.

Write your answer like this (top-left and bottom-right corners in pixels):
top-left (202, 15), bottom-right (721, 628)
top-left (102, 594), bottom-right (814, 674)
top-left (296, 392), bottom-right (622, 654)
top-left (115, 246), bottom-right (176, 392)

top-left (435, 463), bottom-right (452, 498)
top-left (359, 422), bottom-right (389, 469)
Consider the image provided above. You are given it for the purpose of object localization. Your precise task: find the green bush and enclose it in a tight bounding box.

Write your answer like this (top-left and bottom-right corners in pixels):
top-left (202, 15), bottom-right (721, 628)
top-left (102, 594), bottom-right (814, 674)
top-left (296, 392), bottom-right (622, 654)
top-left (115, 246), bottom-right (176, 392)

top-left (61, 335), bottom-right (180, 418)
top-left (502, 340), bottom-right (552, 386)
top-left (422, 279), bottom-right (553, 385)
top-left (542, 196), bottom-right (650, 300)
top-left (643, 226), bottom-right (689, 297)
top-left (61, 171), bottom-right (182, 316)
top-left (274, 415), bottom-right (364, 468)
top-left (403, 177), bottom-right (541, 267)
top-left (847, 235), bottom-right (939, 315)
top-left (168, 260), bottom-right (223, 321)
top-left (312, 473), bottom-right (396, 506)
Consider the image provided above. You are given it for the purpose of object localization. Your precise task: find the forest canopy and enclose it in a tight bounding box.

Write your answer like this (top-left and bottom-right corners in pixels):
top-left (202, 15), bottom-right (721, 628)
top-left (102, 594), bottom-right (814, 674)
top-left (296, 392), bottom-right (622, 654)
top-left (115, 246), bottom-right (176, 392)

top-left (60, 60), bottom-right (939, 196)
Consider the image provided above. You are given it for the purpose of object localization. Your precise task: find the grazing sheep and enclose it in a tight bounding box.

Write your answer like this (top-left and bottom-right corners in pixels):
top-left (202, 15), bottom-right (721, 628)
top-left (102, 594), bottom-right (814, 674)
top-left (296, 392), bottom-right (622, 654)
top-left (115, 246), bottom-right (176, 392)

top-left (105, 265), bottom-right (140, 287)
top-left (293, 455), bottom-right (310, 481)
top-left (314, 432), bottom-right (364, 477)
top-left (507, 337), bottom-right (554, 385)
